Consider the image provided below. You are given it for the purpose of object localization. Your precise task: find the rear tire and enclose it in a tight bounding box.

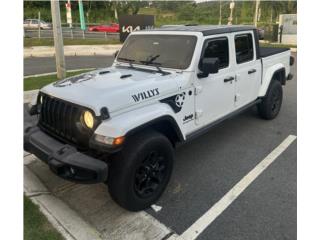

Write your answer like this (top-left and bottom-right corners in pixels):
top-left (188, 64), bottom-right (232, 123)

top-left (258, 80), bottom-right (283, 120)
top-left (108, 130), bottom-right (174, 211)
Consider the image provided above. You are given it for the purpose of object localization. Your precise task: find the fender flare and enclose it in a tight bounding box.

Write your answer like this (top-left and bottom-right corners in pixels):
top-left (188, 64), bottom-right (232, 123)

top-left (125, 115), bottom-right (184, 143)
top-left (94, 103), bottom-right (185, 143)
top-left (259, 64), bottom-right (286, 97)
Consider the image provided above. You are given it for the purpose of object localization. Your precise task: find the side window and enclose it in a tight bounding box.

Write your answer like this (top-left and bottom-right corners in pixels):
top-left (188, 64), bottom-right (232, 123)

top-left (32, 20), bottom-right (38, 25)
top-left (235, 33), bottom-right (254, 64)
top-left (201, 37), bottom-right (229, 69)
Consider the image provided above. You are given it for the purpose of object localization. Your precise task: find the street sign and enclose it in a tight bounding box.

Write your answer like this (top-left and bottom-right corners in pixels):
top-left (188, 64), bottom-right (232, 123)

top-left (78, 0), bottom-right (86, 30)
top-left (119, 15), bottom-right (154, 42)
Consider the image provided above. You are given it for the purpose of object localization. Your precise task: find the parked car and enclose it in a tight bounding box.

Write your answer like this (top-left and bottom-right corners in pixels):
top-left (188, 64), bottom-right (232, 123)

top-left (25, 25), bottom-right (294, 211)
top-left (88, 23), bottom-right (119, 32)
top-left (24, 19), bottom-right (51, 30)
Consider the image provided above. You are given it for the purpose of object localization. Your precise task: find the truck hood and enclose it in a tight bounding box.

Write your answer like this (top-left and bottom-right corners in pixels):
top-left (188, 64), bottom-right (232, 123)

top-left (41, 66), bottom-right (182, 115)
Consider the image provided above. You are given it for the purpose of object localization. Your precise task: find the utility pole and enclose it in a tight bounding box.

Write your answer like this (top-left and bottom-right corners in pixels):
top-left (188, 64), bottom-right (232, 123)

top-left (254, 0), bottom-right (260, 27)
top-left (66, 0), bottom-right (73, 28)
top-left (51, 0), bottom-right (66, 79)
top-left (219, 0), bottom-right (222, 25)
top-left (38, 11), bottom-right (41, 39)
top-left (228, 0), bottom-right (235, 25)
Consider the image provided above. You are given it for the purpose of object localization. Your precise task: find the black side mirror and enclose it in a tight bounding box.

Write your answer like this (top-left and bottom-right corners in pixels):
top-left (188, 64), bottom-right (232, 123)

top-left (114, 50), bottom-right (119, 58)
top-left (198, 57), bottom-right (220, 78)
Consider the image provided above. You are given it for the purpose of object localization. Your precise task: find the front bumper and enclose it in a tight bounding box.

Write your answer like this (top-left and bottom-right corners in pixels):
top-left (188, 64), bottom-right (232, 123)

top-left (24, 124), bottom-right (108, 184)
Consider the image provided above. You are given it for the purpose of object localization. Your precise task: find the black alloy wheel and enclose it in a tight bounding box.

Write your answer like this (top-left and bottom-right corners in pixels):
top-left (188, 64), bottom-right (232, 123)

top-left (108, 130), bottom-right (174, 211)
top-left (271, 88), bottom-right (282, 115)
top-left (258, 80), bottom-right (283, 120)
top-left (134, 151), bottom-right (167, 198)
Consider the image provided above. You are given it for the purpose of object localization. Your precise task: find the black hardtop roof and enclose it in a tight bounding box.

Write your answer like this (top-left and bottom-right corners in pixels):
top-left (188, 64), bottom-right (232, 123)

top-left (142, 25), bottom-right (256, 36)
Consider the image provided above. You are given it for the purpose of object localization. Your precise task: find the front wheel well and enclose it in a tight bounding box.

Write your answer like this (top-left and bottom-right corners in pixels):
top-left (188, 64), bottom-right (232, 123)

top-left (125, 117), bottom-right (184, 148)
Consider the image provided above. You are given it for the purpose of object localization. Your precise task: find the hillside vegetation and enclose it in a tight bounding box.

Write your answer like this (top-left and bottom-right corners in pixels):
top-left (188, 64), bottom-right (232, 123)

top-left (24, 1), bottom-right (297, 26)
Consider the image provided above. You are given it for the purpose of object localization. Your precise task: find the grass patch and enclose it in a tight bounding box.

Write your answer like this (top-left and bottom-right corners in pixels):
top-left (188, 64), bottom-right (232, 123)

top-left (24, 196), bottom-right (63, 240)
top-left (24, 69), bottom-right (91, 91)
top-left (24, 38), bottom-right (120, 47)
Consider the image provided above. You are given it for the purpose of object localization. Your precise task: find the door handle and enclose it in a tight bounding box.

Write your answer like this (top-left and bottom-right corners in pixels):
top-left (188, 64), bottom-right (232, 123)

top-left (224, 76), bottom-right (234, 82)
top-left (248, 69), bottom-right (257, 74)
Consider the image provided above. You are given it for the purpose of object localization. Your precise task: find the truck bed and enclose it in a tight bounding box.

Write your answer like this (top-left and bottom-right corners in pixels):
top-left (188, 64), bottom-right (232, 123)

top-left (259, 46), bottom-right (291, 97)
top-left (260, 47), bottom-right (290, 58)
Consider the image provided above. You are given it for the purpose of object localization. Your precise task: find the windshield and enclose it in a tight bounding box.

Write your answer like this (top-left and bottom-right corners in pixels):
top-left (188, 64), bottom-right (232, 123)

top-left (117, 34), bottom-right (197, 70)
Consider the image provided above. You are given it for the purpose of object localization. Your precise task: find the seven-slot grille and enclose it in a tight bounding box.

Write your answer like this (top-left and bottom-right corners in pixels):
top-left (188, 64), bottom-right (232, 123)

top-left (38, 93), bottom-right (88, 146)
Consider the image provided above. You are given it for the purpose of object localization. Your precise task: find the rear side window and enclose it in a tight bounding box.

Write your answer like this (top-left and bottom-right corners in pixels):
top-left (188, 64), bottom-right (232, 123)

top-left (235, 34), bottom-right (254, 64)
top-left (201, 37), bottom-right (229, 69)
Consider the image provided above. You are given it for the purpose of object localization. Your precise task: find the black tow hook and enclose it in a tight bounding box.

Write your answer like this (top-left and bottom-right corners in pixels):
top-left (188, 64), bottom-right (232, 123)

top-left (48, 145), bottom-right (77, 178)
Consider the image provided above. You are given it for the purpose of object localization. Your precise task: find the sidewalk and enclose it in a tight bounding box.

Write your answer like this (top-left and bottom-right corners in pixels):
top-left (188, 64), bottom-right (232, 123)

top-left (24, 44), bottom-right (122, 58)
top-left (24, 154), bottom-right (103, 240)
top-left (24, 89), bottom-right (39, 103)
top-left (24, 153), bottom-right (174, 240)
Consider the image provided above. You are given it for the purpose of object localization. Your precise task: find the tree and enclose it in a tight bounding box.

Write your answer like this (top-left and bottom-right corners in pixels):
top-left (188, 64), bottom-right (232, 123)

top-left (240, 1), bottom-right (254, 23)
top-left (177, 3), bottom-right (196, 21)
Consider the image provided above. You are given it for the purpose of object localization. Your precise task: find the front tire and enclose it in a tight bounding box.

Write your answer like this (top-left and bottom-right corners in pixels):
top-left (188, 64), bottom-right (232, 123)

top-left (258, 80), bottom-right (283, 120)
top-left (108, 130), bottom-right (174, 211)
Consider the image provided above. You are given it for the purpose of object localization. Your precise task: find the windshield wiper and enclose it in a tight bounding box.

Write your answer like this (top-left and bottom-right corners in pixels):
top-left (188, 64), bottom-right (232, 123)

top-left (155, 65), bottom-right (170, 75)
top-left (117, 57), bottom-right (136, 68)
top-left (139, 55), bottom-right (168, 75)
top-left (146, 62), bottom-right (170, 76)
top-left (140, 54), bottom-right (160, 65)
top-left (117, 57), bottom-right (135, 63)
top-left (119, 56), bottom-right (169, 75)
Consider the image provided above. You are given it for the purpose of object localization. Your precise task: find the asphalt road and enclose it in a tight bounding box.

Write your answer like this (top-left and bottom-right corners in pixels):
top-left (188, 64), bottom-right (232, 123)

top-left (145, 54), bottom-right (297, 239)
top-left (24, 55), bottom-right (115, 76)
top-left (24, 53), bottom-right (297, 240)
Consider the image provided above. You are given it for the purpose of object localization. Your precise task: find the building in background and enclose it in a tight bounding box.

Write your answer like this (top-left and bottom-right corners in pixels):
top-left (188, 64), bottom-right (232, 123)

top-left (279, 14), bottom-right (297, 45)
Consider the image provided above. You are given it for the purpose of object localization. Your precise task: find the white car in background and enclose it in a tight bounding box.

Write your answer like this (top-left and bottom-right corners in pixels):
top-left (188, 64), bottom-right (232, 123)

top-left (24, 19), bottom-right (51, 30)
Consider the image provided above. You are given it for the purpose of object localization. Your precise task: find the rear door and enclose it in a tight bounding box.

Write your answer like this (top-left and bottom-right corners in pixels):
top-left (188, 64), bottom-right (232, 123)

top-left (232, 31), bottom-right (261, 108)
top-left (194, 35), bottom-right (236, 127)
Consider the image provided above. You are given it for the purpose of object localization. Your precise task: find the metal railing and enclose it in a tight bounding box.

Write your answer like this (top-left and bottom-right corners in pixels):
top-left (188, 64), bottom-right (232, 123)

top-left (24, 26), bottom-right (119, 40)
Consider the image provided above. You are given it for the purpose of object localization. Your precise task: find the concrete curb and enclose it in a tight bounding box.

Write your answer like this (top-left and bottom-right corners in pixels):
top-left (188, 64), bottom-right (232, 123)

top-left (24, 89), bottom-right (39, 103)
top-left (24, 44), bottom-right (122, 58)
top-left (24, 166), bottom-right (103, 240)
top-left (24, 68), bottom-right (96, 79)
top-left (24, 154), bottom-right (176, 240)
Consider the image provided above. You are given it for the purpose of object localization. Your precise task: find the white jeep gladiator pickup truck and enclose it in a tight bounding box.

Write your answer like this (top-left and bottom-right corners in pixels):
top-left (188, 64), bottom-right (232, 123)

top-left (24, 25), bottom-right (294, 211)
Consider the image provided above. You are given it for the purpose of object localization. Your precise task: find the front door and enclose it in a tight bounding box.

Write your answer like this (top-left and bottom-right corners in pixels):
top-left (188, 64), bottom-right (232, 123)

top-left (194, 35), bottom-right (236, 127)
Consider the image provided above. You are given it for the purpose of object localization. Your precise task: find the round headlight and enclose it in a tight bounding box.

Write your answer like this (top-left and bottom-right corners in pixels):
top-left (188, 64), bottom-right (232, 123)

top-left (83, 111), bottom-right (94, 129)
